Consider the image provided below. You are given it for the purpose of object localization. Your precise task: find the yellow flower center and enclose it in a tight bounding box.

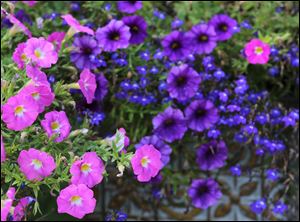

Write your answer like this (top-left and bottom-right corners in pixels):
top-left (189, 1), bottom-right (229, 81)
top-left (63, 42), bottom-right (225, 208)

top-left (81, 163), bottom-right (91, 173)
top-left (34, 49), bottom-right (43, 58)
top-left (51, 121), bottom-right (60, 131)
top-left (21, 53), bottom-right (27, 61)
top-left (32, 92), bottom-right (40, 100)
top-left (255, 47), bottom-right (264, 55)
top-left (141, 156), bottom-right (150, 168)
top-left (70, 195), bottom-right (82, 206)
top-left (14, 105), bottom-right (24, 116)
top-left (31, 159), bottom-right (42, 170)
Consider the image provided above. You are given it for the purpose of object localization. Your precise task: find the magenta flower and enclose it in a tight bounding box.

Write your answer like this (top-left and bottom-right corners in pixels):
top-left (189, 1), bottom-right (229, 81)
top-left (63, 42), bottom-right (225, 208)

top-left (61, 14), bottom-right (94, 36)
top-left (24, 37), bottom-right (58, 68)
top-left (25, 65), bottom-right (49, 87)
top-left (22, 1), bottom-right (37, 7)
top-left (1, 187), bottom-right (16, 221)
top-left (47, 32), bottom-right (66, 53)
top-left (17, 148), bottom-right (56, 181)
top-left (19, 84), bottom-right (55, 113)
top-left (244, 39), bottom-right (270, 64)
top-left (131, 144), bottom-right (163, 182)
top-left (57, 184), bottom-right (96, 219)
top-left (12, 42), bottom-right (28, 69)
top-left (78, 69), bottom-right (97, 104)
top-left (13, 196), bottom-right (34, 221)
top-left (70, 152), bottom-right (105, 188)
top-left (41, 111), bottom-right (71, 142)
top-left (7, 13), bottom-right (32, 37)
top-left (2, 94), bottom-right (39, 131)
top-left (1, 136), bottom-right (5, 162)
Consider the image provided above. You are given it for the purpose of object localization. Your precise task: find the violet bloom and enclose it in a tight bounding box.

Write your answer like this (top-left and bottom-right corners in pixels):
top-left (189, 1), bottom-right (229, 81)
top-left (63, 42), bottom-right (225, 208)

top-left (41, 111), bottom-right (71, 142)
top-left (152, 107), bottom-right (187, 143)
top-left (96, 20), bottom-right (131, 52)
top-left (12, 196), bottom-right (35, 221)
top-left (185, 100), bottom-right (219, 132)
top-left (209, 14), bottom-right (237, 41)
top-left (135, 135), bottom-right (172, 166)
top-left (70, 35), bottom-right (101, 70)
top-left (117, 1), bottom-right (143, 14)
top-left (273, 201), bottom-right (287, 215)
top-left (122, 15), bottom-right (147, 44)
top-left (17, 148), bottom-right (56, 181)
top-left (161, 30), bottom-right (191, 61)
top-left (6, 13), bottom-right (32, 37)
top-left (250, 199), bottom-right (267, 214)
top-left (70, 152), bottom-right (105, 188)
top-left (131, 144), bottom-right (163, 182)
top-left (186, 23), bottom-right (217, 55)
top-left (78, 69), bottom-right (97, 104)
top-left (1, 187), bottom-right (15, 221)
top-left (196, 140), bottom-right (228, 171)
top-left (94, 73), bottom-right (109, 101)
top-left (188, 178), bottom-right (222, 209)
top-left (167, 64), bottom-right (201, 101)
top-left (57, 184), bottom-right (96, 219)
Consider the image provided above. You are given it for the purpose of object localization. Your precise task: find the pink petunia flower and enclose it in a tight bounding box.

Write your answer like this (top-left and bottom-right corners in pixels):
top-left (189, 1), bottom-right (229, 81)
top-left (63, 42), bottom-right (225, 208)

top-left (19, 83), bottom-right (55, 113)
top-left (244, 39), bottom-right (270, 64)
top-left (2, 94), bottom-right (39, 131)
top-left (70, 152), bottom-right (105, 188)
top-left (61, 14), bottom-right (94, 36)
top-left (25, 65), bottom-right (50, 87)
top-left (22, 1), bottom-right (37, 7)
top-left (78, 69), bottom-right (97, 104)
top-left (41, 111), bottom-right (71, 142)
top-left (1, 135), bottom-right (6, 162)
top-left (24, 37), bottom-right (58, 68)
top-left (17, 148), bottom-right (56, 181)
top-left (47, 32), bottom-right (66, 53)
top-left (1, 187), bottom-right (16, 221)
top-left (57, 184), bottom-right (96, 219)
top-left (12, 42), bottom-right (28, 69)
top-left (7, 14), bottom-right (32, 37)
top-left (12, 196), bottom-right (35, 221)
top-left (131, 144), bottom-right (163, 182)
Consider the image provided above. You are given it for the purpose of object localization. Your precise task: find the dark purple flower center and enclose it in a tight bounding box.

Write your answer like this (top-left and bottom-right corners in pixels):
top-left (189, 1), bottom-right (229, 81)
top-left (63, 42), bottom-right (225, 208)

top-left (198, 34), bottom-right (209, 43)
top-left (205, 145), bottom-right (217, 159)
top-left (176, 76), bottom-right (187, 87)
top-left (164, 118), bottom-right (175, 128)
top-left (218, 23), bottom-right (228, 32)
top-left (131, 25), bottom-right (139, 33)
top-left (195, 109), bottom-right (207, 118)
top-left (171, 41), bottom-right (181, 50)
top-left (108, 30), bottom-right (120, 41)
top-left (197, 185), bottom-right (209, 196)
top-left (128, 1), bottom-right (137, 4)
top-left (82, 47), bottom-right (92, 55)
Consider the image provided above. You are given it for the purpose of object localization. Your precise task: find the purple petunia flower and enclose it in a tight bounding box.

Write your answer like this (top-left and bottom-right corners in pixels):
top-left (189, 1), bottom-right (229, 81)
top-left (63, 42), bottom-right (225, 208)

top-left (185, 100), bottom-right (219, 132)
top-left (96, 20), bottom-right (131, 52)
top-left (196, 140), bottom-right (228, 171)
top-left (209, 14), bottom-right (237, 41)
top-left (94, 73), bottom-right (108, 101)
top-left (161, 31), bottom-right (191, 61)
top-left (117, 1), bottom-right (143, 14)
top-left (70, 35), bottom-right (101, 70)
top-left (135, 135), bottom-right (172, 166)
top-left (152, 107), bottom-right (187, 143)
top-left (186, 23), bottom-right (217, 55)
top-left (122, 15), bottom-right (147, 45)
top-left (167, 64), bottom-right (201, 102)
top-left (188, 178), bottom-right (222, 209)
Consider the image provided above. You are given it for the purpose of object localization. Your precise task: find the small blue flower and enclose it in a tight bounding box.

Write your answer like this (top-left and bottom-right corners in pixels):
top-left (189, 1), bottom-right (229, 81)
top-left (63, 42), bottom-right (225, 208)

top-left (266, 169), bottom-right (280, 181)
top-left (250, 199), bottom-right (267, 214)
top-left (230, 164), bottom-right (242, 176)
